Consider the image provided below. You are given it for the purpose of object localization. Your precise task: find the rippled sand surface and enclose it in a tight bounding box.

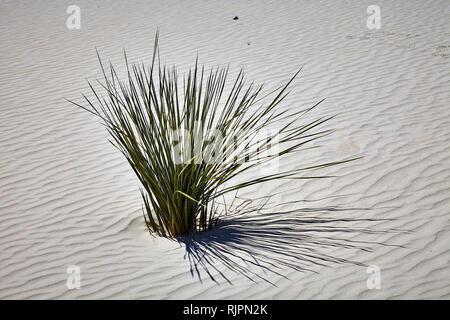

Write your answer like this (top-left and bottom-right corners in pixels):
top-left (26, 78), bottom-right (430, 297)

top-left (0, 0), bottom-right (449, 299)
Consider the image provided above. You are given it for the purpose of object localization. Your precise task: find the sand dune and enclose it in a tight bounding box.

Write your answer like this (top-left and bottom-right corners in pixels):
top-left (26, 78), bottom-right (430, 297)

top-left (0, 0), bottom-right (449, 299)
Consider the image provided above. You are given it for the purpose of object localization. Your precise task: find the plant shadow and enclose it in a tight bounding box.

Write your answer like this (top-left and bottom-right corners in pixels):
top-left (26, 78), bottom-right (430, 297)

top-left (175, 195), bottom-right (406, 285)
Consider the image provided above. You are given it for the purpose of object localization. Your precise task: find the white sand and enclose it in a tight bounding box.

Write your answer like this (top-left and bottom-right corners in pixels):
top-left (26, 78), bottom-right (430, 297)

top-left (0, 0), bottom-right (449, 299)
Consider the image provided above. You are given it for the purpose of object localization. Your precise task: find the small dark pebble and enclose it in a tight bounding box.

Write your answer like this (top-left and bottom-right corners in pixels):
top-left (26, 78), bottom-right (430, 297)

top-left (233, 16), bottom-right (239, 20)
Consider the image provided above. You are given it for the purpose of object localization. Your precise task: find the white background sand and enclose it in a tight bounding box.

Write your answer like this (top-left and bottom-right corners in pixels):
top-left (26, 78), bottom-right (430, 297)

top-left (0, 0), bottom-right (449, 299)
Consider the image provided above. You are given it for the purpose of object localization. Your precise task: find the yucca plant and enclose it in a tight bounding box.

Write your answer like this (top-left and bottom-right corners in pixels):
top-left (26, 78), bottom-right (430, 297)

top-left (70, 32), bottom-right (355, 237)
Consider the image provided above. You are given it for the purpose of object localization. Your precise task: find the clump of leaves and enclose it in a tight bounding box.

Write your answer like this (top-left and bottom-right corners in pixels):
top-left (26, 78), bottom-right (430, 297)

top-left (70, 32), bottom-right (355, 237)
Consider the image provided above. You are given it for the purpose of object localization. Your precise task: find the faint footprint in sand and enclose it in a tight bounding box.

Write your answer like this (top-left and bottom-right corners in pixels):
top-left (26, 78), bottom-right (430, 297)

top-left (336, 140), bottom-right (360, 156)
top-left (433, 45), bottom-right (450, 58)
